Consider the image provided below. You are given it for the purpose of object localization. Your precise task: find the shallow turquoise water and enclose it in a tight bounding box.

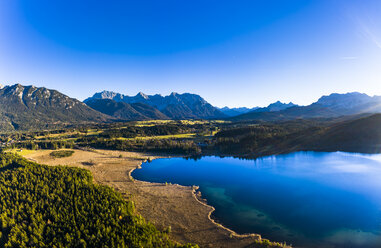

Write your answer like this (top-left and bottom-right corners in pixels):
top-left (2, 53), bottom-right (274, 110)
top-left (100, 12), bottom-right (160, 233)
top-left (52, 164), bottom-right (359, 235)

top-left (131, 152), bottom-right (381, 247)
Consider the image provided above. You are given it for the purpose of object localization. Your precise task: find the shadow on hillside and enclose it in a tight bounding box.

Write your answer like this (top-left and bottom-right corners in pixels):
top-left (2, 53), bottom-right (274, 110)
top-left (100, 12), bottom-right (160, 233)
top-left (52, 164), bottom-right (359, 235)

top-left (0, 162), bottom-right (23, 172)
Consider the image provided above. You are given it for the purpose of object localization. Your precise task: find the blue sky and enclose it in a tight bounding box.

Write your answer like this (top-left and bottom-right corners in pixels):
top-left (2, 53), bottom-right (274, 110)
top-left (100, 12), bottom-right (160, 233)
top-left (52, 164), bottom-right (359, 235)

top-left (1, 0), bottom-right (381, 107)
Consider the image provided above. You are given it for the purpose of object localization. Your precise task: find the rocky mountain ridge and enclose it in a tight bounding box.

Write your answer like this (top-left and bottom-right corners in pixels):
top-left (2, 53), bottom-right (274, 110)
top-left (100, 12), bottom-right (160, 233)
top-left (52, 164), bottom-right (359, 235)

top-left (85, 91), bottom-right (226, 119)
top-left (0, 84), bottom-right (110, 131)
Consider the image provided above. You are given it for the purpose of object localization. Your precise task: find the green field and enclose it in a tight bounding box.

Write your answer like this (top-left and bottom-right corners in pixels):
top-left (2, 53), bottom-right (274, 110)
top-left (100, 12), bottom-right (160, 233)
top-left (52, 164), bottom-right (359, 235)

top-left (7, 148), bottom-right (35, 156)
top-left (117, 133), bottom-right (196, 140)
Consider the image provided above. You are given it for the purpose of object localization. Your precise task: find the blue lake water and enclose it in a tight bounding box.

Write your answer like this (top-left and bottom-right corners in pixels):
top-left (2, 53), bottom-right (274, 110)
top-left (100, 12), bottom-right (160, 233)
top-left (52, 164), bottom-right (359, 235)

top-left (131, 152), bottom-right (381, 248)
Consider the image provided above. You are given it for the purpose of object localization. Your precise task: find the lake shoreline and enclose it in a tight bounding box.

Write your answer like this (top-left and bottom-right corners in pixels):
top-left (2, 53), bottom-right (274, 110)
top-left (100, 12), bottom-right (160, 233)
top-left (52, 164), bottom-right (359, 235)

top-left (24, 149), bottom-right (287, 248)
top-left (129, 157), bottom-right (267, 241)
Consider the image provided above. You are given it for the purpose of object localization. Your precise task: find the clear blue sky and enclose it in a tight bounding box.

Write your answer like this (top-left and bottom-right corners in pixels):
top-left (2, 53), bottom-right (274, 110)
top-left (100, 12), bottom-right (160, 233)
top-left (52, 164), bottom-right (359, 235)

top-left (1, 0), bottom-right (381, 107)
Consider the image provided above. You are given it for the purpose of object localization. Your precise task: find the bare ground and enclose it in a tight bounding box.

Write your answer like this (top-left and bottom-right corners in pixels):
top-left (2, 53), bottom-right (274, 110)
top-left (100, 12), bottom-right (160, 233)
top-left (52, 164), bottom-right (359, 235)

top-left (24, 149), bottom-right (284, 248)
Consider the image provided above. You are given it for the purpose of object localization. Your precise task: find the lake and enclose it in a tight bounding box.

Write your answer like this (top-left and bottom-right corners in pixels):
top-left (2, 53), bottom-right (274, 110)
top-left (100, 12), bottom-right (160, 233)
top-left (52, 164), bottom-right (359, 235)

top-left (131, 152), bottom-right (381, 248)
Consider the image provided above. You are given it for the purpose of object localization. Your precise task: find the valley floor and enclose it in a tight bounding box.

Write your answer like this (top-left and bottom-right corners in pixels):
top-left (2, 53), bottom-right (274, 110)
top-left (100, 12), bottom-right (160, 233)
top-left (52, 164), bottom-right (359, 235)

top-left (23, 149), bottom-right (281, 248)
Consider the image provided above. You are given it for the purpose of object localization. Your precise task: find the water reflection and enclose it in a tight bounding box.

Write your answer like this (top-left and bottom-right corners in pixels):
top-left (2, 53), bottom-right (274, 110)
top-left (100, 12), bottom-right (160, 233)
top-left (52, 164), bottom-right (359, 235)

top-left (132, 152), bottom-right (381, 247)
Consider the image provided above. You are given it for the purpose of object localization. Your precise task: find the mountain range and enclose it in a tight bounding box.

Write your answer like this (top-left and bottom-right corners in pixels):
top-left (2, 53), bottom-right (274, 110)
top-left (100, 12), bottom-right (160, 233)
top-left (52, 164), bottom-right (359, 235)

top-left (252, 101), bottom-right (297, 113)
top-left (231, 92), bottom-right (381, 121)
top-left (84, 91), bottom-right (226, 120)
top-left (1, 83), bottom-right (381, 131)
top-left (219, 101), bottom-right (297, 117)
top-left (218, 107), bottom-right (259, 117)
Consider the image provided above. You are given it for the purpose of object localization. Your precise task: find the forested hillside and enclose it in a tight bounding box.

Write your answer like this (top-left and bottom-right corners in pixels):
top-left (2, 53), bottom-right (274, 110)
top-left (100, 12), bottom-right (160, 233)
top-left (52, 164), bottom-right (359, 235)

top-left (301, 113), bottom-right (381, 153)
top-left (213, 114), bottom-right (381, 157)
top-left (85, 98), bottom-right (169, 120)
top-left (0, 153), bottom-right (196, 248)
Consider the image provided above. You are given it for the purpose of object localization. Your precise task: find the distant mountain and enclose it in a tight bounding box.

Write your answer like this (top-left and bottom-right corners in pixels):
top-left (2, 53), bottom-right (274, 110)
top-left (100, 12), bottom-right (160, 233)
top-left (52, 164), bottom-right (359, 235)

top-left (218, 107), bottom-right (259, 117)
top-left (315, 92), bottom-right (381, 114)
top-left (0, 84), bottom-right (110, 131)
top-left (85, 91), bottom-right (226, 119)
top-left (232, 92), bottom-right (381, 121)
top-left (220, 101), bottom-right (296, 117)
top-left (252, 101), bottom-right (297, 113)
top-left (85, 98), bottom-right (168, 120)
top-left (231, 105), bottom-right (337, 121)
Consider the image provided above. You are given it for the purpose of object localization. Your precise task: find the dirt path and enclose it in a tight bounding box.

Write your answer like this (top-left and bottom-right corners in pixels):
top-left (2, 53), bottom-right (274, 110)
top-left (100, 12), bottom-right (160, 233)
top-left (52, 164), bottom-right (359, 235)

top-left (24, 149), bottom-right (282, 248)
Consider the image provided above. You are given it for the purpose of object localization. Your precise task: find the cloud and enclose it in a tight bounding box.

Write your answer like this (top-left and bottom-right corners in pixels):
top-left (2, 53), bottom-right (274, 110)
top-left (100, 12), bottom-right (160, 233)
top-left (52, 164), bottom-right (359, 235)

top-left (345, 3), bottom-right (381, 50)
top-left (360, 23), bottom-right (381, 49)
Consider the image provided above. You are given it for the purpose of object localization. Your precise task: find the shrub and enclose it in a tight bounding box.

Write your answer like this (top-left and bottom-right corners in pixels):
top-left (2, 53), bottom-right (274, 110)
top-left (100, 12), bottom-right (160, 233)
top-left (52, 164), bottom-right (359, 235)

top-left (50, 150), bottom-right (75, 158)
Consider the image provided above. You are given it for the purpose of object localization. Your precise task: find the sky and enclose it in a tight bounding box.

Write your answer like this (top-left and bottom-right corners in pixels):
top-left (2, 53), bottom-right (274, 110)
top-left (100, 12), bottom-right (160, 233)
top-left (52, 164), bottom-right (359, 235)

top-left (1, 0), bottom-right (381, 108)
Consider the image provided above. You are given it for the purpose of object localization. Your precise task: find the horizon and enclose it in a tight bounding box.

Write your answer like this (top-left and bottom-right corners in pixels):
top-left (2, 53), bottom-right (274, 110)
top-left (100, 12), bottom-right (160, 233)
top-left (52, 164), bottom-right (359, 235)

top-left (0, 82), bottom-right (378, 109)
top-left (1, 0), bottom-right (381, 108)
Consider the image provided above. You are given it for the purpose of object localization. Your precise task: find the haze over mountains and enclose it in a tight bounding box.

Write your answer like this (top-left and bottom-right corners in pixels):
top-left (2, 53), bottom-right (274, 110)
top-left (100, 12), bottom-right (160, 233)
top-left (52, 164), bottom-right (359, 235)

top-left (231, 92), bottom-right (381, 121)
top-left (1, 84), bottom-right (381, 131)
top-left (218, 107), bottom-right (259, 117)
top-left (220, 101), bottom-right (298, 117)
top-left (252, 101), bottom-right (297, 113)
